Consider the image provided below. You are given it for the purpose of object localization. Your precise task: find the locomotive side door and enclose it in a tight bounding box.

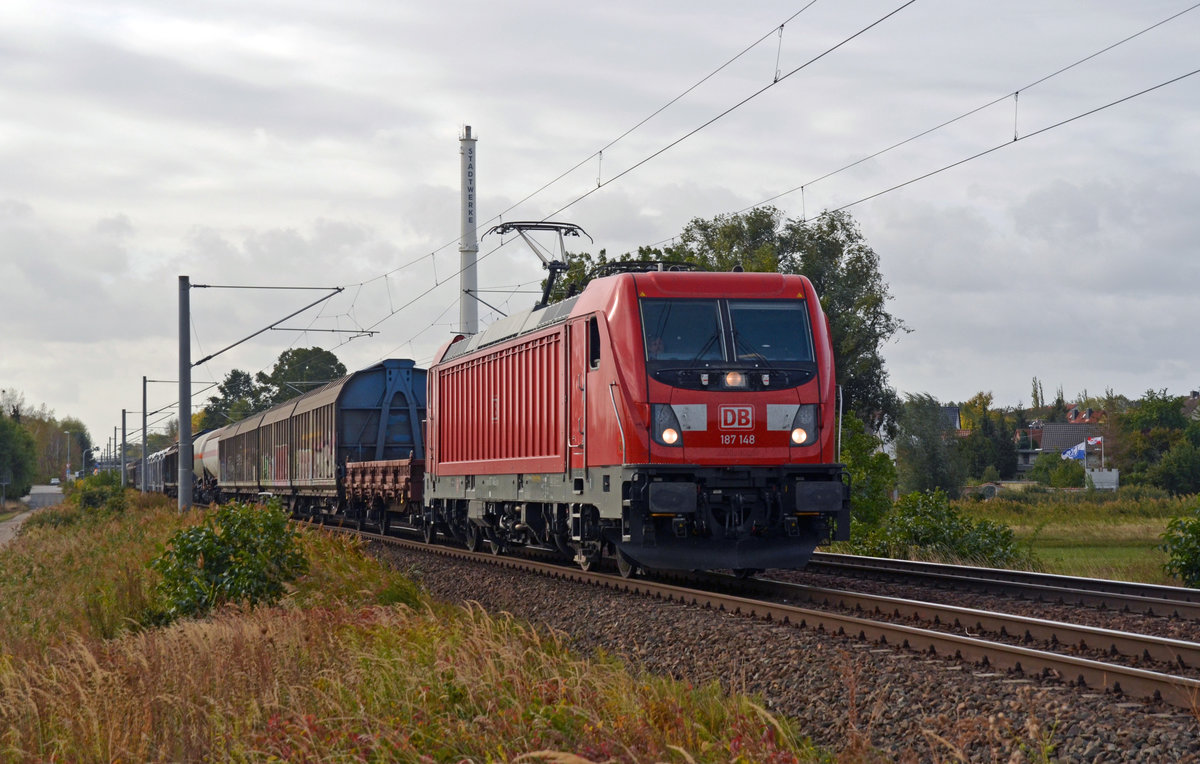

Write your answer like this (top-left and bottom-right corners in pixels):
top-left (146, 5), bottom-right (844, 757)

top-left (566, 318), bottom-right (588, 474)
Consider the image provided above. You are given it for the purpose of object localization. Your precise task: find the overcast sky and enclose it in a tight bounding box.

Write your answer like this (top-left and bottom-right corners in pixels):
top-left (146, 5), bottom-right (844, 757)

top-left (2, 0), bottom-right (1198, 448)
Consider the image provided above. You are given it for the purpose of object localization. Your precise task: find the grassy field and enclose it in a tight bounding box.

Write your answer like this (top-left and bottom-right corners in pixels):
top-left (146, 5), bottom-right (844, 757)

top-left (0, 491), bottom-right (823, 763)
top-left (957, 487), bottom-right (1195, 585)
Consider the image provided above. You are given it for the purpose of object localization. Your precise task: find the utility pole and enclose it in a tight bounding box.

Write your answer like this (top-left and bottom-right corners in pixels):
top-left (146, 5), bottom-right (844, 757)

top-left (179, 275), bottom-right (193, 510)
top-left (141, 376), bottom-right (147, 492)
top-left (121, 409), bottom-right (127, 488)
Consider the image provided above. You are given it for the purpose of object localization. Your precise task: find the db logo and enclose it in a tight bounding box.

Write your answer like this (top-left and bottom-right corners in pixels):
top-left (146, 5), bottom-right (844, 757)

top-left (718, 405), bottom-right (754, 430)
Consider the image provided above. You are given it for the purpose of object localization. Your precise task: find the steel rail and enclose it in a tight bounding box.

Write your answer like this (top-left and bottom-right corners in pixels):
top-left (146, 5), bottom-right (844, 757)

top-left (812, 552), bottom-right (1200, 603)
top-left (353, 530), bottom-right (1200, 709)
top-left (715, 575), bottom-right (1200, 670)
top-left (807, 553), bottom-right (1200, 620)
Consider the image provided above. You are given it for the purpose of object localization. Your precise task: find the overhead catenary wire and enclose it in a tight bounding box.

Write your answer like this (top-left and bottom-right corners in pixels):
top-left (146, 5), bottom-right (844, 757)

top-left (538, 0), bottom-right (920, 223)
top-left (321, 1), bottom-right (827, 298)
top-left (828, 66), bottom-right (1200, 214)
top-left (731, 0), bottom-right (1200, 220)
top-left (316, 1), bottom-right (917, 359)
top-left (178, 2), bottom-right (1198, 418)
top-left (335, 0), bottom-right (1192, 364)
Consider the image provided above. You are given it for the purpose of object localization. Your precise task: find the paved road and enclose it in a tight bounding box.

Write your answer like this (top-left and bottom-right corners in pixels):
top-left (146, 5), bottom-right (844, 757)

top-left (0, 485), bottom-right (64, 548)
top-left (25, 485), bottom-right (64, 509)
top-left (0, 509), bottom-right (32, 547)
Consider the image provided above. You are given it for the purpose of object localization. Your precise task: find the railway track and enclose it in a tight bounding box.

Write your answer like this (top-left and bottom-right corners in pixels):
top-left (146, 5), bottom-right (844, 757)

top-left (807, 552), bottom-right (1200, 620)
top-left (343, 525), bottom-right (1200, 710)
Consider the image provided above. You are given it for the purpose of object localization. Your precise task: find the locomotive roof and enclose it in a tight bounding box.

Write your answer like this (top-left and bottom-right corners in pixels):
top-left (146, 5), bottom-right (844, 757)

top-left (439, 293), bottom-right (580, 363)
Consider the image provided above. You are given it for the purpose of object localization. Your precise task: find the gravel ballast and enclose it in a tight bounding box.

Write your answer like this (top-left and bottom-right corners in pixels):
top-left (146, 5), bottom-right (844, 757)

top-left (372, 543), bottom-right (1200, 763)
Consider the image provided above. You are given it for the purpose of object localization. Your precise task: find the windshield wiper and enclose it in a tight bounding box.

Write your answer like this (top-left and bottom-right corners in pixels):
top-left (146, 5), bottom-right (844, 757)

top-left (732, 330), bottom-right (778, 370)
top-left (691, 333), bottom-right (721, 362)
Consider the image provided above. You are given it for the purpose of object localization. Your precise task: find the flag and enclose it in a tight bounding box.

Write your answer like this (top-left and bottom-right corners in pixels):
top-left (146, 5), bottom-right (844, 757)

top-left (1061, 441), bottom-right (1086, 460)
top-left (1087, 436), bottom-right (1103, 445)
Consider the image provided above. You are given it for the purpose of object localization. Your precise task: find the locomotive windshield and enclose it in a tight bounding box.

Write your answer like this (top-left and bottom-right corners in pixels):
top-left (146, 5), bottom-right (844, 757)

top-left (728, 300), bottom-right (814, 362)
top-left (641, 300), bottom-right (724, 361)
top-left (641, 298), bottom-right (814, 364)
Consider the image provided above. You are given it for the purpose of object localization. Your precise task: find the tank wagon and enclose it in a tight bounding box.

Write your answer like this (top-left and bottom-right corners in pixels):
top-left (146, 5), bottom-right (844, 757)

top-left (152, 269), bottom-right (849, 576)
top-left (422, 269), bottom-right (849, 575)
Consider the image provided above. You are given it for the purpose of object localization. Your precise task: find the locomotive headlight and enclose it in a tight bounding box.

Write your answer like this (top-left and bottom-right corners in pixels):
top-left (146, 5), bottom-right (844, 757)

top-left (651, 404), bottom-right (684, 448)
top-left (724, 371), bottom-right (746, 388)
top-left (790, 404), bottom-right (818, 446)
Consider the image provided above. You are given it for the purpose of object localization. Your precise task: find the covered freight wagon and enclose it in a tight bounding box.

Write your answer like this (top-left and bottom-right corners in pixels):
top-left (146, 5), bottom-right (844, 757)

top-left (216, 359), bottom-right (426, 517)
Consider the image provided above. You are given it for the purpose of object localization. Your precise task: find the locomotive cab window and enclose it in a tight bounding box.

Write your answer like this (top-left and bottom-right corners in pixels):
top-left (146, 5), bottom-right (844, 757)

top-left (641, 299), bottom-right (724, 362)
top-left (588, 316), bottom-right (601, 369)
top-left (728, 300), bottom-right (814, 362)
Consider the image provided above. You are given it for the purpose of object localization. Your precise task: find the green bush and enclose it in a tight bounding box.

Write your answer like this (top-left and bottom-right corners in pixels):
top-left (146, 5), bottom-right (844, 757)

top-left (1162, 500), bottom-right (1200, 587)
top-left (69, 471), bottom-right (128, 514)
top-left (151, 500), bottom-right (308, 621)
top-left (850, 489), bottom-right (1029, 567)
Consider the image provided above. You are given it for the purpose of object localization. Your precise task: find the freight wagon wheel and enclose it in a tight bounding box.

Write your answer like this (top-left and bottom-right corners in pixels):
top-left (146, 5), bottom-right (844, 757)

top-left (465, 524), bottom-right (482, 553)
top-left (616, 552), bottom-right (638, 579)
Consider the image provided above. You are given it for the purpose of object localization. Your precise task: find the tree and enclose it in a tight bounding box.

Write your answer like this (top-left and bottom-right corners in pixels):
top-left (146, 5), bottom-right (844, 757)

top-left (1150, 442), bottom-right (1200, 496)
top-left (839, 412), bottom-right (896, 528)
top-left (255, 348), bottom-right (346, 408)
top-left (956, 395), bottom-right (1018, 481)
top-left (199, 369), bottom-right (264, 430)
top-left (198, 348), bottom-right (347, 429)
top-left (0, 412), bottom-right (38, 499)
top-left (959, 391), bottom-right (994, 432)
top-left (1162, 500), bottom-right (1200, 587)
top-left (667, 206), bottom-right (783, 273)
top-left (1125, 389), bottom-right (1187, 432)
top-left (1030, 377), bottom-right (1044, 410)
top-left (1109, 389), bottom-right (1192, 488)
top-left (895, 393), bottom-right (964, 497)
top-left (560, 207), bottom-right (905, 432)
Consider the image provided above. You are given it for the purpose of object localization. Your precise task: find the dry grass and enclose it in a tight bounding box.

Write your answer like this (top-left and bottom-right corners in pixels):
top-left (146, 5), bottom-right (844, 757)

top-left (0, 602), bottom-right (818, 762)
top-left (0, 493), bottom-right (821, 763)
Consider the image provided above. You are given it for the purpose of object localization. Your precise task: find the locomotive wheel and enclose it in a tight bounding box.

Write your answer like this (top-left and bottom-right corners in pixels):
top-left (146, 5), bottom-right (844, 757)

top-left (488, 538), bottom-right (504, 556)
top-left (422, 518), bottom-right (436, 545)
top-left (465, 524), bottom-right (482, 553)
top-left (616, 552), bottom-right (638, 579)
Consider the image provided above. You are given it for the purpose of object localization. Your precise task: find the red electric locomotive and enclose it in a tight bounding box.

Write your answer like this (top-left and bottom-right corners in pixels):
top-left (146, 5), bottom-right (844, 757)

top-left (424, 266), bottom-right (849, 576)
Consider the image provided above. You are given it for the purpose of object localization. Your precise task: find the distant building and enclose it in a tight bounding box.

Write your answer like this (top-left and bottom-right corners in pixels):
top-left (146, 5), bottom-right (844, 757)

top-left (1184, 390), bottom-right (1200, 422)
top-left (1015, 410), bottom-right (1105, 474)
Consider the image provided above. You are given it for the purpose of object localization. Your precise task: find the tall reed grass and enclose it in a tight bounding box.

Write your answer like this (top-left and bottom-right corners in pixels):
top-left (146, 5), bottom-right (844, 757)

top-left (0, 493), bottom-right (819, 762)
